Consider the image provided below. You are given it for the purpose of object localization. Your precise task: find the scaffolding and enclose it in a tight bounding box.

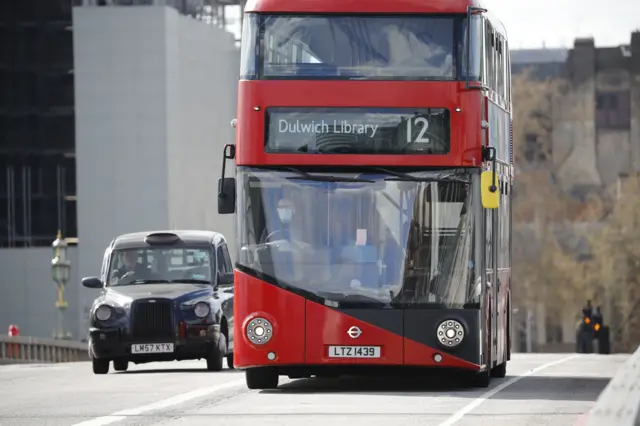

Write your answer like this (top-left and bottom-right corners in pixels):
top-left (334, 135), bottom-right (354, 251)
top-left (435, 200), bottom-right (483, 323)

top-left (72, 0), bottom-right (246, 31)
top-left (0, 0), bottom-right (245, 246)
top-left (0, 0), bottom-right (76, 247)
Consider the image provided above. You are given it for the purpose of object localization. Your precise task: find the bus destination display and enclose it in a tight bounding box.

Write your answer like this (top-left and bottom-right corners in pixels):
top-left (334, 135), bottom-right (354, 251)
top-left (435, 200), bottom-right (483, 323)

top-left (265, 107), bottom-right (450, 155)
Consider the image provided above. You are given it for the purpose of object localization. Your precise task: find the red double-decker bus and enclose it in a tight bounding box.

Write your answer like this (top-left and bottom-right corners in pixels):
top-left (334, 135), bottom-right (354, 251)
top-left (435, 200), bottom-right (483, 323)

top-left (217, 0), bottom-right (513, 389)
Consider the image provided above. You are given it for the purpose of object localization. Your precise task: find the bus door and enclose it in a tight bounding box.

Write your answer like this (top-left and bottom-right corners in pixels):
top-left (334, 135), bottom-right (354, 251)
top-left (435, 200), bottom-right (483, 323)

top-left (485, 208), bottom-right (497, 365)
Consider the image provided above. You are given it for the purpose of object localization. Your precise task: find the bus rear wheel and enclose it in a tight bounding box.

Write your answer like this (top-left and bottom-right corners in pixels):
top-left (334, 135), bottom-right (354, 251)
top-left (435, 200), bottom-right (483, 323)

top-left (491, 361), bottom-right (507, 378)
top-left (246, 367), bottom-right (279, 390)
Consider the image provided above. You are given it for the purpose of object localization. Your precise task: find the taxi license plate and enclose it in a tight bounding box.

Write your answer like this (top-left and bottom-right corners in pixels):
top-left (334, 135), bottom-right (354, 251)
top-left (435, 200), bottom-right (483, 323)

top-left (131, 343), bottom-right (174, 354)
top-left (328, 346), bottom-right (381, 358)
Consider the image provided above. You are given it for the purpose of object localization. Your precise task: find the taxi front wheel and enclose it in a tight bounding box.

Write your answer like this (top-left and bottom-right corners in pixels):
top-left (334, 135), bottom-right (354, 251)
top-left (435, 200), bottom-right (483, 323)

top-left (206, 333), bottom-right (227, 371)
top-left (226, 353), bottom-right (234, 369)
top-left (92, 358), bottom-right (109, 375)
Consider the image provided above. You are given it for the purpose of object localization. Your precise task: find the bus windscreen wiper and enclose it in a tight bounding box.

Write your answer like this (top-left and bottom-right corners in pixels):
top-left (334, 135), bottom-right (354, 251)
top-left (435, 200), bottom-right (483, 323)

top-left (283, 167), bottom-right (374, 183)
top-left (317, 291), bottom-right (396, 308)
top-left (370, 167), bottom-right (468, 183)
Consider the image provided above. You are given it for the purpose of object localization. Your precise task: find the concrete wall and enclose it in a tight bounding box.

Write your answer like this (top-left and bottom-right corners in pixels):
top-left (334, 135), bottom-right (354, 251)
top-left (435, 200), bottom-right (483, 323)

top-left (630, 32), bottom-right (640, 173)
top-left (552, 33), bottom-right (640, 192)
top-left (552, 39), bottom-right (601, 192)
top-left (595, 69), bottom-right (633, 186)
top-left (73, 5), bottom-right (239, 339)
top-left (0, 247), bottom-right (80, 339)
top-left (164, 10), bottom-right (239, 253)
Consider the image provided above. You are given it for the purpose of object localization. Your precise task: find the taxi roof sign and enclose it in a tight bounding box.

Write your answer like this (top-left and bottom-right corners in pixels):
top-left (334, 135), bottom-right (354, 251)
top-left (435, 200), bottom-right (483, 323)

top-left (145, 232), bottom-right (181, 245)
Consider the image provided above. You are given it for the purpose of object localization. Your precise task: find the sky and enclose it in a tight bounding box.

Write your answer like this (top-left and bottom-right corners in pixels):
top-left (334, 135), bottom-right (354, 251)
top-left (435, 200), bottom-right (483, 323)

top-left (222, 0), bottom-right (639, 50)
top-left (482, 0), bottom-right (640, 49)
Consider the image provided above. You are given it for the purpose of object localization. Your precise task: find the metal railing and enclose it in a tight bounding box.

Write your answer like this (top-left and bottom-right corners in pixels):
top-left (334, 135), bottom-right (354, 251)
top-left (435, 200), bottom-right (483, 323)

top-left (585, 345), bottom-right (640, 426)
top-left (0, 335), bottom-right (88, 364)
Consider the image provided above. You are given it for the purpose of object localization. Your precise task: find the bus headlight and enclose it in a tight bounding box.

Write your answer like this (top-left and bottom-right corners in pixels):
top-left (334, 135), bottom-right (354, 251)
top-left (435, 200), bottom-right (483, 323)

top-left (437, 319), bottom-right (464, 348)
top-left (246, 317), bottom-right (273, 345)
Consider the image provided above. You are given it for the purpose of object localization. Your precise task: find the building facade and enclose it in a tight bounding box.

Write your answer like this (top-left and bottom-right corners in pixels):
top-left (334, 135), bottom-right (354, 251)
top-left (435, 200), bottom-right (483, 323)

top-left (511, 32), bottom-right (640, 352)
top-left (553, 33), bottom-right (640, 193)
top-left (0, 0), bottom-right (76, 248)
top-left (512, 32), bottom-right (640, 192)
top-left (0, 1), bottom-right (240, 339)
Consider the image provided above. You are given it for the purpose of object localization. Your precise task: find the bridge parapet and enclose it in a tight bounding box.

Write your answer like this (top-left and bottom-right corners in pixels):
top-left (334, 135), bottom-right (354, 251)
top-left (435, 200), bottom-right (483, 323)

top-left (0, 335), bottom-right (88, 364)
top-left (586, 345), bottom-right (640, 426)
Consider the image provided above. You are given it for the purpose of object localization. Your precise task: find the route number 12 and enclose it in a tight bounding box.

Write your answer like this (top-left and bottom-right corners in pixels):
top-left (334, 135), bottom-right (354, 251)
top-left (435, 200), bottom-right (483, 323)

top-left (406, 117), bottom-right (430, 143)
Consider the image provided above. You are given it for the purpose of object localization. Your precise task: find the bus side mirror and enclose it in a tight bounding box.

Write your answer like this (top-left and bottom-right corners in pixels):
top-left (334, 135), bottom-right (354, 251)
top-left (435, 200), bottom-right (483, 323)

top-left (481, 170), bottom-right (499, 209)
top-left (218, 177), bottom-right (236, 214)
top-left (217, 143), bottom-right (236, 214)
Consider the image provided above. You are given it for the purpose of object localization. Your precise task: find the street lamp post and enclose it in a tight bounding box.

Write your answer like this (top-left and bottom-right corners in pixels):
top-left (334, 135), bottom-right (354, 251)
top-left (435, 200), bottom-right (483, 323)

top-left (52, 230), bottom-right (72, 340)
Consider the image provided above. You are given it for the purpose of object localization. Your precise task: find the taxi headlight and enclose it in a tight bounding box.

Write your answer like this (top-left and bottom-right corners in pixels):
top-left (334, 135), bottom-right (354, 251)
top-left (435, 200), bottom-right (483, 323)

top-left (246, 317), bottom-right (273, 345)
top-left (193, 301), bottom-right (210, 318)
top-left (95, 305), bottom-right (112, 321)
top-left (437, 319), bottom-right (464, 348)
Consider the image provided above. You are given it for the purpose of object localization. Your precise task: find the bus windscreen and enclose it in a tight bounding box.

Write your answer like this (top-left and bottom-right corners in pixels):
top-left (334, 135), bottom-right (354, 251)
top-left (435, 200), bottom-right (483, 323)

top-left (265, 107), bottom-right (450, 155)
top-left (256, 15), bottom-right (458, 80)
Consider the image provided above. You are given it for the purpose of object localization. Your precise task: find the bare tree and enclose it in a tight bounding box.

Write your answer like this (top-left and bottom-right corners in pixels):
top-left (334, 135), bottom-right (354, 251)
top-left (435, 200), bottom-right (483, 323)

top-left (511, 67), bottom-right (640, 351)
top-left (512, 70), bottom-right (575, 312)
top-left (585, 175), bottom-right (640, 351)
top-left (511, 69), bottom-right (605, 346)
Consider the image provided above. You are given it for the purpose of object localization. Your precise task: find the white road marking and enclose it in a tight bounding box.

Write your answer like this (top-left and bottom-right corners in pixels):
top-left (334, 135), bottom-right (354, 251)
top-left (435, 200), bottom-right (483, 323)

top-left (542, 371), bottom-right (607, 377)
top-left (436, 354), bottom-right (582, 426)
top-left (0, 363), bottom-right (72, 371)
top-left (69, 379), bottom-right (246, 426)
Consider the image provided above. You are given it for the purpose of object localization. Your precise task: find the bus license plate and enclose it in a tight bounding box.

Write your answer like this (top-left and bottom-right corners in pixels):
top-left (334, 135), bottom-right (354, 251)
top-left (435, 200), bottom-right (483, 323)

top-left (131, 343), bottom-right (174, 354)
top-left (328, 346), bottom-right (381, 358)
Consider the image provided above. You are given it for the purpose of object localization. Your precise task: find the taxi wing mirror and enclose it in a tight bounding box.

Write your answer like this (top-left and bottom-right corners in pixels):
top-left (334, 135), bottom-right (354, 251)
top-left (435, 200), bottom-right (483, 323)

top-left (82, 276), bottom-right (103, 289)
top-left (217, 272), bottom-right (233, 286)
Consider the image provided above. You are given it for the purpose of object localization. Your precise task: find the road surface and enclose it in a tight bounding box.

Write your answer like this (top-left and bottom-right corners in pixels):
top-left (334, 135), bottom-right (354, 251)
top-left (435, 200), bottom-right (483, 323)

top-left (0, 353), bottom-right (627, 426)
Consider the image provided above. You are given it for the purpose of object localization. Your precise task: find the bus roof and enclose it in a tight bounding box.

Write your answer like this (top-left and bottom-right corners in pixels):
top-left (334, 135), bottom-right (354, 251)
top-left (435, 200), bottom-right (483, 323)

top-left (245, 0), bottom-right (485, 15)
top-left (244, 0), bottom-right (506, 38)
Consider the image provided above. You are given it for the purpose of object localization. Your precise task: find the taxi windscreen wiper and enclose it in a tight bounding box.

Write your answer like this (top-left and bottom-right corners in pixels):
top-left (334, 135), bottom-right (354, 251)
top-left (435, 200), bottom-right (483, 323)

top-left (117, 279), bottom-right (169, 286)
top-left (170, 279), bottom-right (212, 285)
top-left (370, 167), bottom-right (468, 183)
top-left (283, 167), bottom-right (374, 183)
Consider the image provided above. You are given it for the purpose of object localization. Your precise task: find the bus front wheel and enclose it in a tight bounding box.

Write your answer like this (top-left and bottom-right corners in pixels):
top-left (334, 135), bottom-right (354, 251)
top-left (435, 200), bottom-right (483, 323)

top-left (472, 368), bottom-right (491, 388)
top-left (246, 367), bottom-right (279, 390)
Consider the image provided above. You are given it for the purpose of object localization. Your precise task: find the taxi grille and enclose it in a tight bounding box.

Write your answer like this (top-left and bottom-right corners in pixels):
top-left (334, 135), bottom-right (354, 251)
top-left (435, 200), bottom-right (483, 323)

top-left (131, 300), bottom-right (174, 340)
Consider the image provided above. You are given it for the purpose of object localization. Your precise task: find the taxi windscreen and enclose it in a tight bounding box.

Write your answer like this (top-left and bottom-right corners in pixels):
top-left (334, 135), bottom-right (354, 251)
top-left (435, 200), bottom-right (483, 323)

top-left (265, 107), bottom-right (450, 155)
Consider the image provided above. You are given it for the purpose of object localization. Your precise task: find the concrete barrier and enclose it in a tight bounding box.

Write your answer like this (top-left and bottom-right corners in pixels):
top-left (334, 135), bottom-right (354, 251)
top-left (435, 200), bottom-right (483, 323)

top-left (0, 335), bottom-right (88, 364)
top-left (585, 345), bottom-right (640, 426)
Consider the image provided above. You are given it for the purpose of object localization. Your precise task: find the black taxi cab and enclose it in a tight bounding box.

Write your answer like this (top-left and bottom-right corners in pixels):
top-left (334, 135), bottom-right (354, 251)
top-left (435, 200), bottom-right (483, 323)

top-left (82, 230), bottom-right (234, 374)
